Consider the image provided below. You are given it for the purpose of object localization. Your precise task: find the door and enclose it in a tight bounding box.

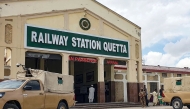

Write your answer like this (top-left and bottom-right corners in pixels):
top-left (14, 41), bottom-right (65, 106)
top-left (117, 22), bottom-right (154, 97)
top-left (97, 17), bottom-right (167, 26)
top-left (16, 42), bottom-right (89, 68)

top-left (23, 80), bottom-right (45, 109)
top-left (114, 73), bottom-right (128, 102)
top-left (150, 82), bottom-right (158, 93)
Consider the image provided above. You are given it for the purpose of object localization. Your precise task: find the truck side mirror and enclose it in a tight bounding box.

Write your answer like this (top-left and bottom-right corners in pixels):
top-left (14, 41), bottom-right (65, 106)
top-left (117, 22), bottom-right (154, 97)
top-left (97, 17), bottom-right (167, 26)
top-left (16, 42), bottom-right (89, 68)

top-left (23, 85), bottom-right (32, 90)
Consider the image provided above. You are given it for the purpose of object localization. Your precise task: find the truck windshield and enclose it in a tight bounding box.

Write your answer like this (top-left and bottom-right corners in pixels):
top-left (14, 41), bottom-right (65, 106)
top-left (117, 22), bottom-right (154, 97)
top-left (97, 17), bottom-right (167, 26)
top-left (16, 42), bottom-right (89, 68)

top-left (0, 80), bottom-right (25, 89)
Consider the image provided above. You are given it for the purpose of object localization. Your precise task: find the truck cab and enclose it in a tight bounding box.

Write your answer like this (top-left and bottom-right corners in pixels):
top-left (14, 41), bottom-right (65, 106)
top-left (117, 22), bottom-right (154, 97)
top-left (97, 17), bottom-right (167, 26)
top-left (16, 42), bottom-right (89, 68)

top-left (163, 76), bottom-right (190, 109)
top-left (0, 78), bottom-right (75, 109)
top-left (0, 63), bottom-right (75, 109)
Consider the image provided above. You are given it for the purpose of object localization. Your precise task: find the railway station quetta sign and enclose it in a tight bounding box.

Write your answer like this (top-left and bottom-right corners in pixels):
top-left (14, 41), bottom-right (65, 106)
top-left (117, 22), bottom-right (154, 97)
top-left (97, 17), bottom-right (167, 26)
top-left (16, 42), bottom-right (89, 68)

top-left (25, 24), bottom-right (130, 59)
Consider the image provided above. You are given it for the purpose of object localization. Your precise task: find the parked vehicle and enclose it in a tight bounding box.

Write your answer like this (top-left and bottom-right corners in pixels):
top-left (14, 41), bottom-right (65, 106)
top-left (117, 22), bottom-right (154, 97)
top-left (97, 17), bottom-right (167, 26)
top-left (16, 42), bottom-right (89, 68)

top-left (0, 63), bottom-right (75, 109)
top-left (163, 76), bottom-right (190, 109)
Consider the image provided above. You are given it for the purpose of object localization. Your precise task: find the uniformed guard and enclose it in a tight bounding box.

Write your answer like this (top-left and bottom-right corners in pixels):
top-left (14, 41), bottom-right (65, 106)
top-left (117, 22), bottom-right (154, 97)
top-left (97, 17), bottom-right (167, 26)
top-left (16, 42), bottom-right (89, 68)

top-left (139, 87), bottom-right (146, 108)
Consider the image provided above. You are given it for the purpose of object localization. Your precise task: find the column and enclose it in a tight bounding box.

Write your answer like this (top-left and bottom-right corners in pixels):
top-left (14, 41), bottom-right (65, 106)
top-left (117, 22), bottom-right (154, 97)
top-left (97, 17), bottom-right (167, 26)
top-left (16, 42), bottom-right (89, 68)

top-left (145, 74), bottom-right (148, 88)
top-left (97, 57), bottom-right (105, 103)
top-left (62, 53), bottom-right (69, 75)
top-left (123, 73), bottom-right (128, 102)
top-left (20, 49), bottom-right (26, 67)
top-left (158, 74), bottom-right (161, 90)
top-left (137, 61), bottom-right (143, 83)
top-left (110, 65), bottom-right (115, 102)
top-left (137, 61), bottom-right (143, 102)
top-left (171, 73), bottom-right (173, 77)
top-left (70, 61), bottom-right (74, 76)
top-left (10, 48), bottom-right (17, 79)
top-left (0, 47), bottom-right (5, 79)
top-left (127, 60), bottom-right (139, 103)
top-left (64, 13), bottom-right (69, 30)
top-left (10, 48), bottom-right (26, 79)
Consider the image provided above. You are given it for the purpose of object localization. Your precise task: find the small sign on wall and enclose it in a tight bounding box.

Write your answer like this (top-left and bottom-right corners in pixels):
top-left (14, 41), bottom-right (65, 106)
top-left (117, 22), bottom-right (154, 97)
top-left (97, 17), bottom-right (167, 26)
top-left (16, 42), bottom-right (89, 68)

top-left (104, 59), bottom-right (126, 65)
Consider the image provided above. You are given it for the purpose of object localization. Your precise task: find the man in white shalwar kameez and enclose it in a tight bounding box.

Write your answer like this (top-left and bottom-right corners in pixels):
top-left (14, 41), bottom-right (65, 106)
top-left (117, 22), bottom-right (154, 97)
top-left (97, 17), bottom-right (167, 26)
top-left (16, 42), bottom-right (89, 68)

top-left (88, 85), bottom-right (95, 103)
top-left (153, 89), bottom-right (158, 106)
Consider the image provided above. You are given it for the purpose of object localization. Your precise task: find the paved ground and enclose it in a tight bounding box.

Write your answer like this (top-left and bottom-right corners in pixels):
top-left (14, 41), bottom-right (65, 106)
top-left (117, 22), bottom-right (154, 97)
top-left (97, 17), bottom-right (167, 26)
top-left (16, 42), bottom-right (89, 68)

top-left (110, 106), bottom-right (188, 109)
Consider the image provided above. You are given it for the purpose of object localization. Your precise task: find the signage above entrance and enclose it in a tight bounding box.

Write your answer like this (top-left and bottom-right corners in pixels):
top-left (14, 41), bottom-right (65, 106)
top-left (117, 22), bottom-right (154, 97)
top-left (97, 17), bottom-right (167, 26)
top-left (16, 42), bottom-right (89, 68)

top-left (25, 51), bottom-right (62, 60)
top-left (104, 59), bottom-right (126, 65)
top-left (25, 24), bottom-right (130, 59)
top-left (69, 56), bottom-right (97, 63)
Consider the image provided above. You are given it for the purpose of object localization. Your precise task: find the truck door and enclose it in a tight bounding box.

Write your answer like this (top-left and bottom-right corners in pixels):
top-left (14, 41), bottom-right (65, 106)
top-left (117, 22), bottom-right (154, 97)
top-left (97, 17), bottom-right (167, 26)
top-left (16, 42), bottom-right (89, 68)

top-left (23, 80), bottom-right (45, 109)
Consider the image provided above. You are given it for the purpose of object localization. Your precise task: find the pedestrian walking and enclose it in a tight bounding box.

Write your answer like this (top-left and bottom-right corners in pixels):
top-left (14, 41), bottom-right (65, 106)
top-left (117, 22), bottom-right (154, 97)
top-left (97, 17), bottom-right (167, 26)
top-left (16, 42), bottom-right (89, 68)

top-left (88, 85), bottom-right (95, 103)
top-left (152, 89), bottom-right (158, 106)
top-left (159, 85), bottom-right (165, 105)
top-left (139, 88), bottom-right (146, 108)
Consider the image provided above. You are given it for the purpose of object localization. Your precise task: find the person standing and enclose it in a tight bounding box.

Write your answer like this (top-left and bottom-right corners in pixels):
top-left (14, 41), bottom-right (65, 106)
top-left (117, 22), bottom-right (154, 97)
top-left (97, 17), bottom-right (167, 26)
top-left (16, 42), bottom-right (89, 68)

top-left (159, 85), bottom-right (164, 97)
top-left (144, 85), bottom-right (149, 106)
top-left (139, 88), bottom-right (146, 108)
top-left (152, 89), bottom-right (158, 106)
top-left (159, 85), bottom-right (165, 105)
top-left (88, 85), bottom-right (95, 103)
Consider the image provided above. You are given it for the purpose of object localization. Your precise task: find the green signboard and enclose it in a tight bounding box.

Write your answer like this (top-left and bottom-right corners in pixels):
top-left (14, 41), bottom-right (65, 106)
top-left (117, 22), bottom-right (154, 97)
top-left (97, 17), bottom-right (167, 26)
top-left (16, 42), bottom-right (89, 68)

top-left (25, 24), bottom-right (130, 59)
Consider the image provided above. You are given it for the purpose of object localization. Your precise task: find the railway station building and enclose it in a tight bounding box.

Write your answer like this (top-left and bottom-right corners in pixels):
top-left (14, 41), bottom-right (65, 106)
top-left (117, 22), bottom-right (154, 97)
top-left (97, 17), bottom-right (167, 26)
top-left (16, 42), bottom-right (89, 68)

top-left (0, 0), bottom-right (142, 103)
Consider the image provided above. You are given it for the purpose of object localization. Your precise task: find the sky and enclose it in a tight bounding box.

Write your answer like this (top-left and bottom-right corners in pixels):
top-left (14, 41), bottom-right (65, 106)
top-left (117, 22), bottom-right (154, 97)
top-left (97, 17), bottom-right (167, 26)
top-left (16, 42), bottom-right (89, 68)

top-left (96, 0), bottom-right (190, 68)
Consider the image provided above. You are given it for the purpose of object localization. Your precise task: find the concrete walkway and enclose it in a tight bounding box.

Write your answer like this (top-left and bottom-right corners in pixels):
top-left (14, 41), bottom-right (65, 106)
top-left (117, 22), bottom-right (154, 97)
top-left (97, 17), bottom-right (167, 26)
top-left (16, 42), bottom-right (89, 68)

top-left (110, 106), bottom-right (188, 109)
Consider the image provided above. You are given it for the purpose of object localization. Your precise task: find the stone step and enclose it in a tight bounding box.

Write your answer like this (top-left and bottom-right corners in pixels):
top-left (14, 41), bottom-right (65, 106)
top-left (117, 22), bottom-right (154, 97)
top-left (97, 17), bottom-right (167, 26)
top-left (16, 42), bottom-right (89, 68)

top-left (75, 102), bottom-right (140, 106)
top-left (71, 102), bottom-right (141, 109)
top-left (74, 104), bottom-right (139, 107)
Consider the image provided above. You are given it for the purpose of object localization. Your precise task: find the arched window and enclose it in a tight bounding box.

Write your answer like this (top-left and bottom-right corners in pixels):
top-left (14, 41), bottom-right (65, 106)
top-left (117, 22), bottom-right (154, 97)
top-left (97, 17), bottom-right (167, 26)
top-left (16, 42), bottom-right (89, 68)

top-left (5, 24), bottom-right (12, 44)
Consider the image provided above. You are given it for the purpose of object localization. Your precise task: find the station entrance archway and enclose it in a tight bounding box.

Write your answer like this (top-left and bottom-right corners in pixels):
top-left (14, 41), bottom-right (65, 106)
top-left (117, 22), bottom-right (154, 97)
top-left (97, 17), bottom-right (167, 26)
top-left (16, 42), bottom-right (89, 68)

top-left (25, 51), bottom-right (62, 73)
top-left (69, 56), bottom-right (98, 103)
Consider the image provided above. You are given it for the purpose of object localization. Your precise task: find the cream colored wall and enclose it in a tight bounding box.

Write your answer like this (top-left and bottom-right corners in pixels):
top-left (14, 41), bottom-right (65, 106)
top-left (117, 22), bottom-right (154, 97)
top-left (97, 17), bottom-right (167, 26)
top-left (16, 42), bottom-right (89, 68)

top-left (103, 23), bottom-right (129, 41)
top-left (0, 16), bottom-right (25, 79)
top-left (0, 0), bottom-right (141, 39)
top-left (143, 72), bottom-right (188, 84)
top-left (27, 15), bottom-right (65, 30)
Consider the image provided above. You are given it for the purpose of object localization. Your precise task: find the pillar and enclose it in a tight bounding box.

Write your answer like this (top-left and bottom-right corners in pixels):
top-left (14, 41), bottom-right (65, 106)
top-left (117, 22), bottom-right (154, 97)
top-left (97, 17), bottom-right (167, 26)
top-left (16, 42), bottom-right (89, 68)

top-left (110, 65), bottom-right (115, 102)
top-left (97, 57), bottom-right (105, 103)
top-left (171, 73), bottom-right (173, 77)
top-left (158, 74), bottom-right (161, 90)
top-left (0, 47), bottom-right (5, 79)
top-left (70, 61), bottom-right (74, 76)
top-left (137, 61), bottom-right (143, 82)
top-left (62, 53), bottom-right (69, 75)
top-left (144, 74), bottom-right (147, 88)
top-left (10, 48), bottom-right (17, 79)
top-left (127, 60), bottom-right (139, 103)
top-left (10, 48), bottom-right (25, 79)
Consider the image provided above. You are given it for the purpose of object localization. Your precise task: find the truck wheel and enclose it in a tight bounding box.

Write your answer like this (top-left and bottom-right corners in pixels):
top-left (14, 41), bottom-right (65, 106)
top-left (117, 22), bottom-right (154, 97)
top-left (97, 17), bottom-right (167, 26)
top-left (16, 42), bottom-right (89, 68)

top-left (57, 102), bottom-right (67, 109)
top-left (172, 98), bottom-right (183, 109)
top-left (187, 105), bottom-right (190, 109)
top-left (3, 104), bottom-right (19, 109)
